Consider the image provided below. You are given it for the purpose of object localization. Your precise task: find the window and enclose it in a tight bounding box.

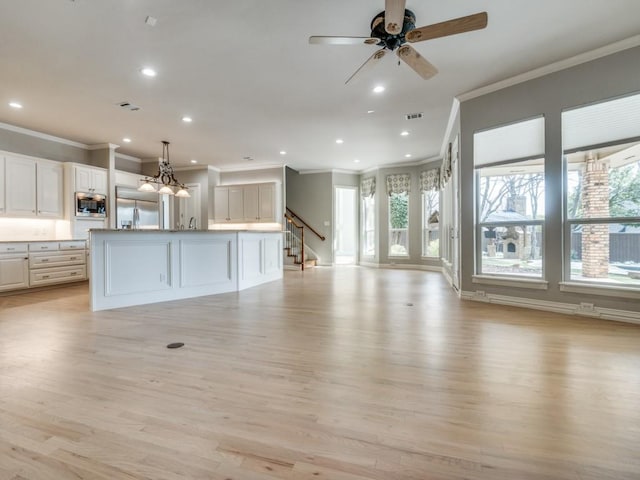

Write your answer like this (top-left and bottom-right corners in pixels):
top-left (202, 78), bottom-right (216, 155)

top-left (361, 177), bottom-right (376, 257)
top-left (386, 173), bottom-right (411, 257)
top-left (362, 194), bottom-right (375, 256)
top-left (474, 117), bottom-right (545, 278)
top-left (420, 168), bottom-right (440, 257)
top-left (562, 93), bottom-right (640, 288)
top-left (389, 192), bottom-right (409, 256)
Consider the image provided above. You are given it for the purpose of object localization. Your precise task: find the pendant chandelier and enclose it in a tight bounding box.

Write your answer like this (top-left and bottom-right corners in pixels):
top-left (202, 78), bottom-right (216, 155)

top-left (138, 141), bottom-right (190, 197)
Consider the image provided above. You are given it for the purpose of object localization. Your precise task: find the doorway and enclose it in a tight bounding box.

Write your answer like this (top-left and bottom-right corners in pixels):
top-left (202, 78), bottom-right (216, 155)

top-left (334, 186), bottom-right (357, 265)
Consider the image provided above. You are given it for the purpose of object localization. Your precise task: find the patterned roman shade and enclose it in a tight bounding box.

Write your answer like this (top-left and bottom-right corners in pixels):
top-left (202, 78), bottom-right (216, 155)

top-left (419, 168), bottom-right (441, 192)
top-left (360, 177), bottom-right (376, 197)
top-left (386, 173), bottom-right (411, 195)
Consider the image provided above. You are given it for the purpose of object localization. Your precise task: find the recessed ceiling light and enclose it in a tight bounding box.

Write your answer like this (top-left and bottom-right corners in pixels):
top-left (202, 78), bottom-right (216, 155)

top-left (405, 154), bottom-right (412, 158)
top-left (373, 85), bottom-right (385, 93)
top-left (336, 139), bottom-right (344, 144)
top-left (9, 102), bottom-right (23, 109)
top-left (190, 159), bottom-right (198, 164)
top-left (280, 151), bottom-right (287, 155)
top-left (141, 67), bottom-right (157, 77)
top-left (122, 137), bottom-right (131, 143)
top-left (400, 131), bottom-right (409, 136)
top-left (354, 159), bottom-right (361, 163)
top-left (181, 116), bottom-right (192, 123)
top-left (367, 110), bottom-right (375, 114)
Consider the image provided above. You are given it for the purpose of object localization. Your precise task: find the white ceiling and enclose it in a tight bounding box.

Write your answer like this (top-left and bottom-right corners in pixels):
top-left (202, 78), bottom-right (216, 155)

top-left (1, 1), bottom-right (640, 172)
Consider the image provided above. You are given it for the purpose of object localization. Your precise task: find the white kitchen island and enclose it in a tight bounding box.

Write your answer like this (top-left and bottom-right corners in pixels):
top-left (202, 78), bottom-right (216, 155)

top-left (89, 229), bottom-right (282, 311)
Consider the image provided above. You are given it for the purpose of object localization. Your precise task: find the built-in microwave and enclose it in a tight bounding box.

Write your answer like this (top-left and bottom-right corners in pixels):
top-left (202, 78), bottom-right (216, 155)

top-left (75, 192), bottom-right (107, 217)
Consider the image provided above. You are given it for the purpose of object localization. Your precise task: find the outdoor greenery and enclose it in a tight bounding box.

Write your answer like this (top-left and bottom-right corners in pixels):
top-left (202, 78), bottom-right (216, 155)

top-left (389, 192), bottom-right (408, 228)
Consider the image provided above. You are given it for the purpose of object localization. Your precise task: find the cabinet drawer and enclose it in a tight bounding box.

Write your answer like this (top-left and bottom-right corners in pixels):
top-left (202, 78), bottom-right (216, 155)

top-left (29, 265), bottom-right (86, 286)
top-left (59, 241), bottom-right (86, 251)
top-left (29, 242), bottom-right (59, 252)
top-left (29, 252), bottom-right (85, 269)
top-left (0, 243), bottom-right (28, 254)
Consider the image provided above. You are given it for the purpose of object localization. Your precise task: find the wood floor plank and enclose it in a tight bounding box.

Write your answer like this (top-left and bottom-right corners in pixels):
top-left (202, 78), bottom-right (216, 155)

top-left (0, 267), bottom-right (639, 479)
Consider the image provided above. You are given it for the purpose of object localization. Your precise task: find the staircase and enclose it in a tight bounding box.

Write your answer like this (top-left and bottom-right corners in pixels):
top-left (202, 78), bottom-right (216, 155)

top-left (284, 207), bottom-right (325, 270)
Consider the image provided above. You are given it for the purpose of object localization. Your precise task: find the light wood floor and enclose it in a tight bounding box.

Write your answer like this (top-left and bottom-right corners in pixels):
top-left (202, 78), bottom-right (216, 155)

top-left (1, 267), bottom-right (639, 480)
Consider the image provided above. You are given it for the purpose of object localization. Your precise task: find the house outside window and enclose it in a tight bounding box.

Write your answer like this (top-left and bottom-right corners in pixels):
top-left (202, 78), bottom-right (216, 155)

top-left (386, 174), bottom-right (410, 257)
top-left (474, 117), bottom-right (545, 278)
top-left (562, 92), bottom-right (640, 288)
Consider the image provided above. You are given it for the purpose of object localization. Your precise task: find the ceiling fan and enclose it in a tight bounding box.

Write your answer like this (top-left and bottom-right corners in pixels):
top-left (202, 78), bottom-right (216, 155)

top-left (309, 0), bottom-right (488, 84)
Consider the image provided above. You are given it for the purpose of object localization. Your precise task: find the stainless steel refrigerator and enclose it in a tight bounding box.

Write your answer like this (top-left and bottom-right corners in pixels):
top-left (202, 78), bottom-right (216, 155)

top-left (115, 187), bottom-right (160, 229)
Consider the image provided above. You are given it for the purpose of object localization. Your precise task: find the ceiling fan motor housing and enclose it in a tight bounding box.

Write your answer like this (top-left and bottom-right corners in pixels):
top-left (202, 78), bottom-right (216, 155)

top-left (370, 9), bottom-right (416, 51)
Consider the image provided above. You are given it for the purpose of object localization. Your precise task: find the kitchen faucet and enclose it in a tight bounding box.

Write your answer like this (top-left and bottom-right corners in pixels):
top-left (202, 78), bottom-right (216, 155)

top-left (188, 217), bottom-right (196, 230)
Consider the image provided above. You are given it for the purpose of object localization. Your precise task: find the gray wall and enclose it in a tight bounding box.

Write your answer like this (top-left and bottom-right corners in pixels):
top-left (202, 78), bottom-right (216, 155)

top-left (459, 45), bottom-right (640, 312)
top-left (286, 167), bottom-right (333, 264)
top-left (0, 126), bottom-right (89, 163)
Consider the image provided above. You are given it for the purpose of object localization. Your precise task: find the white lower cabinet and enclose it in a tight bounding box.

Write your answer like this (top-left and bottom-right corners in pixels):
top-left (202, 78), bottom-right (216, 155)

top-left (28, 241), bottom-right (87, 287)
top-left (0, 243), bottom-right (29, 292)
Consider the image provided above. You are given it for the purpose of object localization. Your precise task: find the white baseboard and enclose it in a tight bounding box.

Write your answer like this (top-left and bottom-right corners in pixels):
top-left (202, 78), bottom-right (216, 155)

top-left (461, 290), bottom-right (640, 325)
top-left (360, 262), bottom-right (443, 272)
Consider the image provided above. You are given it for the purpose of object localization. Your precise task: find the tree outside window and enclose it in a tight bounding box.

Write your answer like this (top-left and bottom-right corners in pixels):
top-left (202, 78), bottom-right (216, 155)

top-left (389, 192), bottom-right (409, 256)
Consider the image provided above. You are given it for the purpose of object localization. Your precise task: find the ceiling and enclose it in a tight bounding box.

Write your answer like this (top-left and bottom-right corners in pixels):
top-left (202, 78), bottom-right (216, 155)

top-left (1, 1), bottom-right (640, 173)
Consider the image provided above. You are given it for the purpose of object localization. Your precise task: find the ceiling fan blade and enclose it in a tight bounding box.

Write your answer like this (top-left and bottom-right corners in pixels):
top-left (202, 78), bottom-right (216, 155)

top-left (397, 45), bottom-right (438, 80)
top-left (406, 12), bottom-right (488, 43)
top-left (345, 48), bottom-right (387, 85)
top-left (309, 36), bottom-right (380, 46)
top-left (385, 0), bottom-right (407, 34)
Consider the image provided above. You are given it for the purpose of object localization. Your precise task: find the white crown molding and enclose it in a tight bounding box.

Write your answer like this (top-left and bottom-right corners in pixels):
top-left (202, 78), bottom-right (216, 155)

top-left (0, 121), bottom-right (87, 149)
top-left (87, 143), bottom-right (119, 151)
top-left (461, 290), bottom-right (640, 325)
top-left (114, 152), bottom-right (141, 163)
top-left (458, 35), bottom-right (640, 103)
top-left (298, 168), bottom-right (356, 175)
top-left (360, 166), bottom-right (380, 175)
top-left (218, 163), bottom-right (284, 173)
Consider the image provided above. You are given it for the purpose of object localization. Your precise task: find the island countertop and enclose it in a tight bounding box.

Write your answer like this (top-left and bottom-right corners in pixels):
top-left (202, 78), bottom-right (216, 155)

top-left (89, 229), bottom-right (283, 311)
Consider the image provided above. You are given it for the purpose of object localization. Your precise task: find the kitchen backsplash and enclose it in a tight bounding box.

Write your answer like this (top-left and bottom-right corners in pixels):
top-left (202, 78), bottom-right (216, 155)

top-left (0, 218), bottom-right (71, 241)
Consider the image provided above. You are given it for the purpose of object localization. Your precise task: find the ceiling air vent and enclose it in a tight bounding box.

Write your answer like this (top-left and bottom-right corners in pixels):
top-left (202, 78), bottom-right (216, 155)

top-left (117, 101), bottom-right (141, 111)
top-left (405, 112), bottom-right (423, 120)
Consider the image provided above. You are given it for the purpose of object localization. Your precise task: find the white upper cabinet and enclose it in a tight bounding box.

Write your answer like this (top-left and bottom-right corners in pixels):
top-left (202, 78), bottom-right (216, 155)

top-left (258, 183), bottom-right (276, 222)
top-left (213, 182), bottom-right (277, 223)
top-left (5, 155), bottom-right (37, 216)
top-left (36, 161), bottom-right (64, 218)
top-left (214, 186), bottom-right (245, 222)
top-left (75, 165), bottom-right (107, 194)
top-left (0, 156), bottom-right (5, 214)
top-left (243, 185), bottom-right (259, 221)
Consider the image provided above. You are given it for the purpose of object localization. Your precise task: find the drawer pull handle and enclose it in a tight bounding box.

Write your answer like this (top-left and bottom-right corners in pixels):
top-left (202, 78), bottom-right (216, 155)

top-left (41, 259), bottom-right (49, 262)
top-left (7, 247), bottom-right (15, 251)
top-left (70, 272), bottom-right (77, 276)
top-left (70, 257), bottom-right (77, 260)
top-left (42, 275), bottom-right (50, 279)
